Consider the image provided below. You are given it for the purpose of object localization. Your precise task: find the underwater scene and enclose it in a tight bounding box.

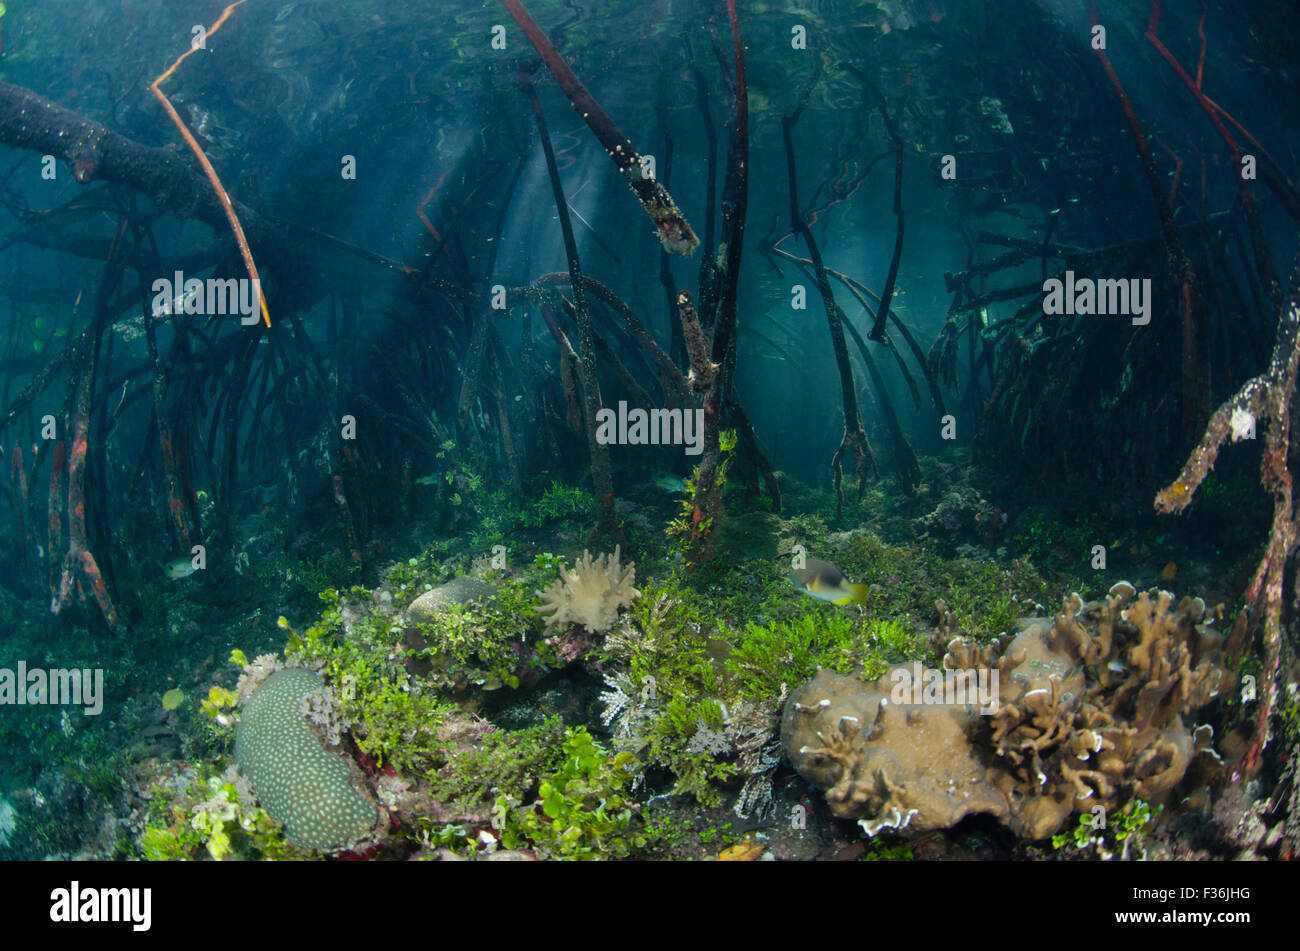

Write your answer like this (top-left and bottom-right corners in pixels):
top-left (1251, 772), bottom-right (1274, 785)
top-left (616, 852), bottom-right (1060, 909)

top-left (0, 0), bottom-right (1297, 876)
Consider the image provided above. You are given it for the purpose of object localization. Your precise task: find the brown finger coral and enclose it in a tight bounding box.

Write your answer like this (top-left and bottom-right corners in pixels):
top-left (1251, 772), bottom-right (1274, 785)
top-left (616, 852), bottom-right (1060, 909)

top-left (535, 546), bottom-right (640, 635)
top-left (782, 583), bottom-right (1235, 841)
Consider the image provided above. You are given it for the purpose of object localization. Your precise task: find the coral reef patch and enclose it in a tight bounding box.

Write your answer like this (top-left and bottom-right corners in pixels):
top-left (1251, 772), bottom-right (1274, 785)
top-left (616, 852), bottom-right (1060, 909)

top-left (782, 583), bottom-right (1234, 840)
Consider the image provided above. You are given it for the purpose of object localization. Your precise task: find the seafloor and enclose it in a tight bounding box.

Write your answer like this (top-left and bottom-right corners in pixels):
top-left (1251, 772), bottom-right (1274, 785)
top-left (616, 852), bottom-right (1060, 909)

top-left (0, 445), bottom-right (1290, 862)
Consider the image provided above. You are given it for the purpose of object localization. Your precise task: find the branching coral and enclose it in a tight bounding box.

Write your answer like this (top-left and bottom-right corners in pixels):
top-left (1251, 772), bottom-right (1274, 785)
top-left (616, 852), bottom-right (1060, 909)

top-left (534, 547), bottom-right (640, 635)
top-left (980, 584), bottom-right (1230, 838)
top-left (783, 584), bottom-right (1235, 841)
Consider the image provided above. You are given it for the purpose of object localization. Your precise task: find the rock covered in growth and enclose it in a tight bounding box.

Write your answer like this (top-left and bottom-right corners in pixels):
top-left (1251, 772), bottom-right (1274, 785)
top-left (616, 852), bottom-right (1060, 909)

top-left (782, 584), bottom-right (1235, 840)
top-left (534, 546), bottom-right (640, 634)
top-left (913, 487), bottom-right (1005, 546)
top-left (234, 668), bottom-right (377, 852)
top-left (782, 668), bottom-right (1012, 836)
top-left (405, 576), bottom-right (498, 623)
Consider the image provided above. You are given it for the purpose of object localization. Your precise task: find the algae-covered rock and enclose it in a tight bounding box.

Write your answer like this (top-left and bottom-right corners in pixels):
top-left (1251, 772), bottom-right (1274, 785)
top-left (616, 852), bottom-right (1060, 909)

top-left (405, 576), bottom-right (498, 622)
top-left (234, 668), bottom-right (377, 851)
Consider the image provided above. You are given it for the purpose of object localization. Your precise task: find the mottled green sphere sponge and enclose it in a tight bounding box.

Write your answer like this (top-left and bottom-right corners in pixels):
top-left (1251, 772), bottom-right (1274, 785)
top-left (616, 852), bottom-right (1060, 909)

top-left (234, 668), bottom-right (376, 851)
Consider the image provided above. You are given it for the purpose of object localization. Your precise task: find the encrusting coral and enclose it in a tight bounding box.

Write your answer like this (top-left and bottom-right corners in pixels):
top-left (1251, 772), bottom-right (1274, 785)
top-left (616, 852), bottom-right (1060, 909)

top-left (782, 583), bottom-right (1235, 840)
top-left (782, 667), bottom-right (1009, 836)
top-left (534, 546), bottom-right (640, 635)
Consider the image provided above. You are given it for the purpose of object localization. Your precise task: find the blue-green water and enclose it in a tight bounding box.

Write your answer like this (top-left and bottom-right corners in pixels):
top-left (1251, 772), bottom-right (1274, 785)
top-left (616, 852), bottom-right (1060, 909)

top-left (0, 0), bottom-right (1295, 864)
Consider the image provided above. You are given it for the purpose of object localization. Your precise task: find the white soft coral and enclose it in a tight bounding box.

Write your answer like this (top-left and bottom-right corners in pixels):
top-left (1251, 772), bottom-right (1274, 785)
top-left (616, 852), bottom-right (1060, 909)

top-left (1229, 406), bottom-right (1256, 442)
top-left (535, 546), bottom-right (640, 634)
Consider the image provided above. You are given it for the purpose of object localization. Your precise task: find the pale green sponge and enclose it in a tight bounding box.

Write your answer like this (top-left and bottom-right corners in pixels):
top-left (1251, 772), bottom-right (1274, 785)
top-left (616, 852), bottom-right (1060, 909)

top-left (234, 668), bottom-right (376, 851)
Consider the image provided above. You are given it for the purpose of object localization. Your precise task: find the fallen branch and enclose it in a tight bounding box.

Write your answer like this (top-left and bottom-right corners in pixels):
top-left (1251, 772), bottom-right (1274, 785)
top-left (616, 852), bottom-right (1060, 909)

top-left (0, 79), bottom-right (273, 253)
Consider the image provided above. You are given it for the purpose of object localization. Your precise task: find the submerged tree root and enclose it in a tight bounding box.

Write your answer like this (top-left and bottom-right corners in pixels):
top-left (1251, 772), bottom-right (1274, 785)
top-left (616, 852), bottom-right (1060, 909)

top-left (149, 0), bottom-right (269, 327)
top-left (500, 0), bottom-right (698, 256)
top-left (1156, 243), bottom-right (1300, 780)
